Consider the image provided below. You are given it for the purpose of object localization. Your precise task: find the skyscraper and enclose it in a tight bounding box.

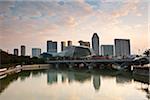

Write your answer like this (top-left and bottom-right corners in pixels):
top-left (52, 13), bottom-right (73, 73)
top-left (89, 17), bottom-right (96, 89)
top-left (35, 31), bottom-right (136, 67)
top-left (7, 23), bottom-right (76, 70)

top-left (61, 41), bottom-right (66, 51)
top-left (92, 33), bottom-right (99, 55)
top-left (101, 45), bottom-right (114, 56)
top-left (47, 40), bottom-right (57, 54)
top-left (67, 40), bottom-right (72, 47)
top-left (114, 39), bottom-right (131, 57)
top-left (21, 45), bottom-right (25, 56)
top-left (32, 48), bottom-right (41, 58)
top-left (78, 40), bottom-right (90, 47)
top-left (14, 48), bottom-right (18, 56)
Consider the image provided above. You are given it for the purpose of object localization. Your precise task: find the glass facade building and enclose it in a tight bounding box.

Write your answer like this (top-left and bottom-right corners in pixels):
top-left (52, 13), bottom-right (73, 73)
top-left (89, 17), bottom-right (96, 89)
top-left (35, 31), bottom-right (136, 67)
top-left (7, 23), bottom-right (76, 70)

top-left (32, 48), bottom-right (41, 58)
top-left (21, 45), bottom-right (25, 56)
top-left (67, 41), bottom-right (72, 47)
top-left (92, 33), bottom-right (99, 55)
top-left (114, 39), bottom-right (131, 57)
top-left (47, 41), bottom-right (57, 54)
top-left (57, 46), bottom-right (95, 58)
top-left (61, 41), bottom-right (66, 51)
top-left (101, 45), bottom-right (114, 56)
top-left (14, 48), bottom-right (18, 56)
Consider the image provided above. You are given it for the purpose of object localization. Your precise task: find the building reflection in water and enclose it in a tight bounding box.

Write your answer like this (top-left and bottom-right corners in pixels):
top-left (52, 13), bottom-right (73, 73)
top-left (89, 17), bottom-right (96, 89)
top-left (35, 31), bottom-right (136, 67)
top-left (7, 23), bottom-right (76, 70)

top-left (0, 69), bottom-right (149, 100)
top-left (46, 70), bottom-right (101, 91)
top-left (0, 73), bottom-right (19, 94)
top-left (73, 73), bottom-right (91, 83)
top-left (93, 75), bottom-right (101, 91)
top-left (0, 70), bottom-right (46, 95)
top-left (67, 72), bottom-right (75, 83)
top-left (47, 71), bottom-right (57, 84)
top-left (61, 73), bottom-right (67, 83)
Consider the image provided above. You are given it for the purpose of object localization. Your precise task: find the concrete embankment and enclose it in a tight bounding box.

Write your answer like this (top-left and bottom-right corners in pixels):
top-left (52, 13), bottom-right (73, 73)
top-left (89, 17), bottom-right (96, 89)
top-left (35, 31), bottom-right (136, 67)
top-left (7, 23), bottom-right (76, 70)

top-left (133, 66), bottom-right (150, 76)
top-left (22, 64), bottom-right (50, 70)
top-left (0, 64), bottom-right (50, 76)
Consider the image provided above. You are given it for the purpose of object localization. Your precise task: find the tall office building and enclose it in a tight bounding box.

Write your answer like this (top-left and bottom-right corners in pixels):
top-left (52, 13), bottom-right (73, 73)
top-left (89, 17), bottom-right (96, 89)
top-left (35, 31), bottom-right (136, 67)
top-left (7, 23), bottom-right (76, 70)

top-left (92, 33), bottom-right (99, 55)
top-left (78, 40), bottom-right (90, 47)
top-left (67, 40), bottom-right (72, 47)
top-left (14, 48), bottom-right (19, 56)
top-left (114, 39), bottom-right (131, 57)
top-left (32, 48), bottom-right (41, 58)
top-left (61, 41), bottom-right (66, 51)
top-left (47, 40), bottom-right (57, 54)
top-left (101, 45), bottom-right (114, 56)
top-left (21, 45), bottom-right (25, 56)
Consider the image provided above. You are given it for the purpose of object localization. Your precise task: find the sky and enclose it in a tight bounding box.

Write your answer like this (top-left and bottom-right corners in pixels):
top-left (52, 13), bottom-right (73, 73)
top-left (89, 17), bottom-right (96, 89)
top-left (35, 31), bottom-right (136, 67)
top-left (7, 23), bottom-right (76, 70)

top-left (0, 0), bottom-right (149, 56)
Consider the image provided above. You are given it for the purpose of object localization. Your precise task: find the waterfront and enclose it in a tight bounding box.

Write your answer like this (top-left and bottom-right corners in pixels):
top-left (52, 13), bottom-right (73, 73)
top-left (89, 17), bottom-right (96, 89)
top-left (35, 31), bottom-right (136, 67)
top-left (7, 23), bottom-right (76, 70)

top-left (0, 67), bottom-right (149, 100)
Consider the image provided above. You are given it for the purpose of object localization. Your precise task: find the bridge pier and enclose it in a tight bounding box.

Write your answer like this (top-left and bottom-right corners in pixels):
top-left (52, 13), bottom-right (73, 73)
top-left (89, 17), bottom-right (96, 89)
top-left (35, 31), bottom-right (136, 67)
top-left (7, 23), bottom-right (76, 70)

top-left (47, 59), bottom-right (133, 70)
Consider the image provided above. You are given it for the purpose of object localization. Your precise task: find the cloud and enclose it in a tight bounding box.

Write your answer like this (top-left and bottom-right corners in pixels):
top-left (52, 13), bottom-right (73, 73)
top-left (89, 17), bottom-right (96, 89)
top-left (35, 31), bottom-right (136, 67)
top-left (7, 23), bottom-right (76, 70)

top-left (0, 0), bottom-right (148, 55)
top-left (55, 16), bottom-right (78, 27)
top-left (111, 0), bottom-right (140, 18)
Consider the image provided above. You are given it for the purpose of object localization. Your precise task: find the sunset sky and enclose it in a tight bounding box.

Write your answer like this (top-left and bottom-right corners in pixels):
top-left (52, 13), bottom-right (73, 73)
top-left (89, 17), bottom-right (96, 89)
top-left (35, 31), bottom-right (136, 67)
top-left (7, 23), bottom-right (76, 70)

top-left (0, 0), bottom-right (149, 56)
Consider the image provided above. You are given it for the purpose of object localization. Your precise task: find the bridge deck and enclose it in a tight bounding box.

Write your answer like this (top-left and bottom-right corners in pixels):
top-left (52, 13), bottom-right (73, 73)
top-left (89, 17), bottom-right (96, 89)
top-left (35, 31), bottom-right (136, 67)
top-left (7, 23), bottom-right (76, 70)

top-left (47, 59), bottom-right (133, 64)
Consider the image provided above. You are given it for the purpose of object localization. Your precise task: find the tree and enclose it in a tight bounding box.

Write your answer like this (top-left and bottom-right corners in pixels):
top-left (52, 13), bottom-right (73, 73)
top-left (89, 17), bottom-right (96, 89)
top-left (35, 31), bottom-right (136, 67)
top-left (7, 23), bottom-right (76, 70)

top-left (143, 49), bottom-right (150, 56)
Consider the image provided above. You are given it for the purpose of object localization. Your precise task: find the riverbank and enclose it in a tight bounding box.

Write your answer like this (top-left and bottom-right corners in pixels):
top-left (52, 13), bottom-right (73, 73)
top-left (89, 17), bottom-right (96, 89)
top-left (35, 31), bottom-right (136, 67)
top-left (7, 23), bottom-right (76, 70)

top-left (0, 64), bottom-right (50, 76)
top-left (0, 64), bottom-right (149, 81)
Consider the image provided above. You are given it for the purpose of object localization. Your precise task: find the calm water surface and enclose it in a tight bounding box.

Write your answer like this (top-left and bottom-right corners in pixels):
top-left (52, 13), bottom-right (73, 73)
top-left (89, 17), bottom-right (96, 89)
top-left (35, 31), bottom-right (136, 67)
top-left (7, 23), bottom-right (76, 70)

top-left (0, 68), bottom-right (149, 100)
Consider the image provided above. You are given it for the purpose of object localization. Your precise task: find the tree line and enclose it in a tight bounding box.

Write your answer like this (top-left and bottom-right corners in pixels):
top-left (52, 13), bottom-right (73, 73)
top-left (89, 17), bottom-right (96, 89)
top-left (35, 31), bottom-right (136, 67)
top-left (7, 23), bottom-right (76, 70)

top-left (0, 49), bottom-right (46, 68)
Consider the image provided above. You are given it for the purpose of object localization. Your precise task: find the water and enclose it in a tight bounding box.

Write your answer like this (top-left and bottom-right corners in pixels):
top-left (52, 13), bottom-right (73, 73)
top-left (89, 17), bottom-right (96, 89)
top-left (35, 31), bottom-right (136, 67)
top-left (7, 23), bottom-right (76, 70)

top-left (0, 68), bottom-right (149, 100)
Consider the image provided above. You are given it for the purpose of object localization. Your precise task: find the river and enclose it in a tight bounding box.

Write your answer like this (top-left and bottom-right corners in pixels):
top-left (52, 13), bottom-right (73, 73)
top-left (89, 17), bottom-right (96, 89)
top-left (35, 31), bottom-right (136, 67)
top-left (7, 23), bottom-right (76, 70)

top-left (0, 67), bottom-right (149, 100)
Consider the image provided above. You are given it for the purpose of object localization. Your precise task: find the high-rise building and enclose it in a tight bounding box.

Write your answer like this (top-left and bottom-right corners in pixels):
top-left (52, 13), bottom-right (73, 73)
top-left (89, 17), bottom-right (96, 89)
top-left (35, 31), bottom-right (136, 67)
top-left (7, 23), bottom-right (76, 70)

top-left (114, 39), bottom-right (131, 57)
top-left (92, 33), bottom-right (99, 55)
top-left (78, 40), bottom-right (90, 47)
top-left (47, 40), bottom-right (57, 54)
top-left (101, 45), bottom-right (114, 56)
top-left (61, 41), bottom-right (66, 51)
top-left (67, 40), bottom-right (72, 47)
top-left (21, 45), bottom-right (25, 56)
top-left (32, 48), bottom-right (41, 58)
top-left (14, 48), bottom-right (19, 56)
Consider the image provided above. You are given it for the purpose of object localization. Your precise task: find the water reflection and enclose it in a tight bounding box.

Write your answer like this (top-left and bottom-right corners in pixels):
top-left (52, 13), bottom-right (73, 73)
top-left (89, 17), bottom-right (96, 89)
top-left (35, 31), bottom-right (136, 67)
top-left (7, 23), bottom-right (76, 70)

top-left (47, 70), bottom-right (92, 84)
top-left (0, 73), bottom-right (18, 94)
top-left (47, 71), bottom-right (57, 85)
top-left (93, 75), bottom-right (100, 91)
top-left (116, 74), bottom-right (132, 84)
top-left (61, 73), bottom-right (67, 83)
top-left (0, 69), bottom-right (149, 100)
top-left (47, 70), bottom-right (101, 91)
top-left (0, 70), bottom-right (47, 94)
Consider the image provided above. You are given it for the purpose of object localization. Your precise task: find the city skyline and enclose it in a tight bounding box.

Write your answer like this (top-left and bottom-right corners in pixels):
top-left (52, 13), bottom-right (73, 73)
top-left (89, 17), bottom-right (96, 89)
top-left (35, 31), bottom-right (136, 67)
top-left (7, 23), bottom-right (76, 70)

top-left (0, 0), bottom-right (149, 55)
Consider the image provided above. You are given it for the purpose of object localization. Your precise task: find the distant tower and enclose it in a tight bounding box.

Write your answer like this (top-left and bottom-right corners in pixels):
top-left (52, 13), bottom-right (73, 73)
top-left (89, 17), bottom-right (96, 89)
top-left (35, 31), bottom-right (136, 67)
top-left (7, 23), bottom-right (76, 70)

top-left (101, 45), bottom-right (114, 56)
top-left (21, 45), bottom-right (25, 56)
top-left (32, 48), bottom-right (41, 58)
top-left (47, 40), bottom-right (57, 54)
top-left (67, 40), bottom-right (72, 47)
top-left (14, 48), bottom-right (19, 56)
top-left (114, 39), bottom-right (131, 57)
top-left (92, 33), bottom-right (99, 55)
top-left (61, 41), bottom-right (66, 51)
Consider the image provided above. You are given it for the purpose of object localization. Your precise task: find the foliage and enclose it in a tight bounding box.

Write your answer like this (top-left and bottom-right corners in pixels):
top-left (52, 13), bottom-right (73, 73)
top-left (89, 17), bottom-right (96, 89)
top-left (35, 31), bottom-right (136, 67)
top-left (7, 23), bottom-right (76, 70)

top-left (143, 49), bottom-right (150, 56)
top-left (0, 50), bottom-right (46, 68)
